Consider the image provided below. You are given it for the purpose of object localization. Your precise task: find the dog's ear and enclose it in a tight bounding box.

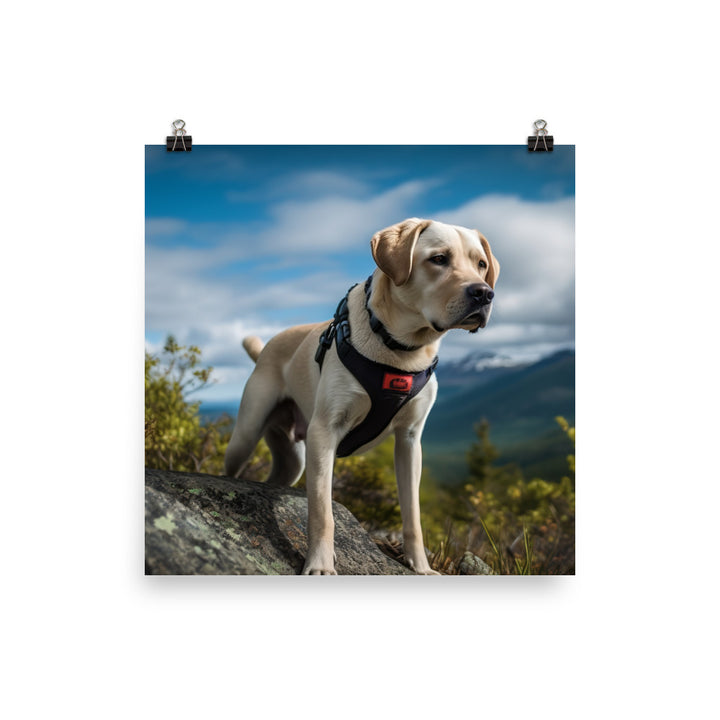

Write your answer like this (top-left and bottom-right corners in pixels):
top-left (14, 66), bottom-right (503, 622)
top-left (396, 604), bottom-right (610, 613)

top-left (477, 231), bottom-right (500, 288)
top-left (370, 218), bottom-right (431, 286)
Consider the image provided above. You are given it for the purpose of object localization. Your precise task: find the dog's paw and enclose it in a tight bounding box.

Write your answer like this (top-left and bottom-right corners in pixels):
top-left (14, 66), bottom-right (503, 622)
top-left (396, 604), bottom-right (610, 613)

top-left (406, 554), bottom-right (441, 575)
top-left (301, 548), bottom-right (337, 575)
top-left (301, 564), bottom-right (338, 576)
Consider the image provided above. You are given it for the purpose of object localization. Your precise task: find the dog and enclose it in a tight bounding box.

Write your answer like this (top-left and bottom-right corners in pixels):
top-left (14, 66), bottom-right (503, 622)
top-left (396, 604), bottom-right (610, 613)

top-left (224, 218), bottom-right (500, 574)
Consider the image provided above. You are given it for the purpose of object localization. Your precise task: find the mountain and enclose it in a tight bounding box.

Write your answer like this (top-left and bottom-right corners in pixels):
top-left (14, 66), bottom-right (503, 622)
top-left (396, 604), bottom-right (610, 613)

top-left (423, 349), bottom-right (575, 485)
top-left (433, 352), bottom-right (532, 393)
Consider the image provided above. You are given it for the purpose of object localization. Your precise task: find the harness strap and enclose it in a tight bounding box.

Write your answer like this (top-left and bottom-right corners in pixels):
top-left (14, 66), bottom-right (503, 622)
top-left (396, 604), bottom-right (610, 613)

top-left (315, 287), bottom-right (355, 370)
top-left (315, 283), bottom-right (438, 457)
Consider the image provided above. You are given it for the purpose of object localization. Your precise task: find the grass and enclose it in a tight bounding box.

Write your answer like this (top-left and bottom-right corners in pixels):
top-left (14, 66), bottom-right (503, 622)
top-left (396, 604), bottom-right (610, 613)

top-left (407, 515), bottom-right (571, 575)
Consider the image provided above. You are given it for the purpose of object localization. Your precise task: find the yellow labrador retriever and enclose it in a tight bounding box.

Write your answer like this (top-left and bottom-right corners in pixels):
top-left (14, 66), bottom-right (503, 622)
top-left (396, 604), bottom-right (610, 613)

top-left (225, 218), bottom-right (500, 574)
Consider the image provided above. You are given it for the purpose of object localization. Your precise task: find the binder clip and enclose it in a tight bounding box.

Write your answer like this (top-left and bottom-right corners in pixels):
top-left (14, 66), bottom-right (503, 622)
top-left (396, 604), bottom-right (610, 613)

top-left (166, 119), bottom-right (192, 151)
top-left (528, 119), bottom-right (553, 152)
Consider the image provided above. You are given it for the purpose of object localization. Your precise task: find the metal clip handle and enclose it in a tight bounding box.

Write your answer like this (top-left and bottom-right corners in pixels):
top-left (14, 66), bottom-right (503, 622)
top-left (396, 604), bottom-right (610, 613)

top-left (528, 119), bottom-right (554, 152)
top-left (166, 119), bottom-right (192, 151)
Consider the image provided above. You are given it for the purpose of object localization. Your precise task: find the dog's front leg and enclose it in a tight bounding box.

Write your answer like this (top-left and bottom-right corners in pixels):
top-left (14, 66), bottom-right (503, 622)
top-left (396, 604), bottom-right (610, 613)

top-left (302, 419), bottom-right (339, 575)
top-left (395, 429), bottom-right (440, 575)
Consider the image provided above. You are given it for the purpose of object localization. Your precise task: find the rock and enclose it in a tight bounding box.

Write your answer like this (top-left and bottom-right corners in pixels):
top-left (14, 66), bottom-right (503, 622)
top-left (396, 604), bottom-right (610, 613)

top-left (457, 551), bottom-right (494, 575)
top-left (145, 468), bottom-right (414, 575)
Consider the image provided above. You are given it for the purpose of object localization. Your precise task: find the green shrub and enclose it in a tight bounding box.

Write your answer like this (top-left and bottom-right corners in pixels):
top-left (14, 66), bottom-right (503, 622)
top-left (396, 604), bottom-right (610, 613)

top-left (145, 336), bottom-right (231, 474)
top-left (423, 416), bottom-right (576, 574)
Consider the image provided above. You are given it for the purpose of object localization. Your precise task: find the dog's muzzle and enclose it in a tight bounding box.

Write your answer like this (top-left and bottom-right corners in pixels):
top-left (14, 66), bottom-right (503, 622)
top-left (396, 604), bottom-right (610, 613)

top-left (432, 283), bottom-right (495, 333)
top-left (459, 283), bottom-right (494, 332)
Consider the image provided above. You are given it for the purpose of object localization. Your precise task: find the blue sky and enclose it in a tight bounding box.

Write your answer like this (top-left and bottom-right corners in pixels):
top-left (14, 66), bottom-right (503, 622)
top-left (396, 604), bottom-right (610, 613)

top-left (146, 145), bottom-right (575, 402)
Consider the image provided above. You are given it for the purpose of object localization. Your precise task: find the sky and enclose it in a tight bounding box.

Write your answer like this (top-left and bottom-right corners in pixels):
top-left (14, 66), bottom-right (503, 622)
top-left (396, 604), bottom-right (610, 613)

top-left (145, 145), bottom-right (575, 402)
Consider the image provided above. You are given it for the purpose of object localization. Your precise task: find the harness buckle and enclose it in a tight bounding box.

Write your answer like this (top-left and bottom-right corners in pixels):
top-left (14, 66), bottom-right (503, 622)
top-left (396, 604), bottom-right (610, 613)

top-left (314, 322), bottom-right (336, 367)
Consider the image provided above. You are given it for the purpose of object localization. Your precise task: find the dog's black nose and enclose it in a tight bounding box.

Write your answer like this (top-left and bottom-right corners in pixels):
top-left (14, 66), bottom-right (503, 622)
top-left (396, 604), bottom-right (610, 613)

top-left (466, 283), bottom-right (495, 306)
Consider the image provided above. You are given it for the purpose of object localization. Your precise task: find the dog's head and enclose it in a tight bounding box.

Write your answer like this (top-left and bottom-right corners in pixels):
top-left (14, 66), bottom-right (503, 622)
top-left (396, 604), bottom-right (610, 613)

top-left (370, 218), bottom-right (500, 333)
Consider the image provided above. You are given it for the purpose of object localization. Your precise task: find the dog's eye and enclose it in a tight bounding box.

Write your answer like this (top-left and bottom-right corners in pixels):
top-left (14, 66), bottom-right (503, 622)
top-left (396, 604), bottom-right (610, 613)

top-left (478, 260), bottom-right (487, 269)
top-left (428, 255), bottom-right (447, 266)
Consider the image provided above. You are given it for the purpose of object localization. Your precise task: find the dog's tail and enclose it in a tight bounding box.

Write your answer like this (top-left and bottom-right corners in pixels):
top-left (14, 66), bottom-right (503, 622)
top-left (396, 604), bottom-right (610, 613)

top-left (242, 336), bottom-right (265, 363)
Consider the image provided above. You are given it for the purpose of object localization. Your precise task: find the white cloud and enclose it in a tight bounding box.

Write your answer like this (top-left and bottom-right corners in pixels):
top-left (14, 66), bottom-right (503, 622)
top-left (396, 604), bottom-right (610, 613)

top-left (262, 179), bottom-right (436, 252)
top-left (146, 244), bottom-right (356, 328)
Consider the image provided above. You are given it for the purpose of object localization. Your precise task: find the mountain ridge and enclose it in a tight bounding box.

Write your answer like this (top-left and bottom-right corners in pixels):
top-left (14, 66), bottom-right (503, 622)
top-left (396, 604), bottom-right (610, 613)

top-left (424, 349), bottom-right (575, 484)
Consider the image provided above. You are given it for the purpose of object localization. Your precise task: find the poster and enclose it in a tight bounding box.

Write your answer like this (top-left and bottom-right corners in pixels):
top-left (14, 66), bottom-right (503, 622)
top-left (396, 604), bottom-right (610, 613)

top-left (145, 145), bottom-right (575, 575)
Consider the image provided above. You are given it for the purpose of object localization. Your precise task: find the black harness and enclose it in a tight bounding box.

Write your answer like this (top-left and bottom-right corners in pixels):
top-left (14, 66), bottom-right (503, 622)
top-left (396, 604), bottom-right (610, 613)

top-left (315, 277), bottom-right (438, 457)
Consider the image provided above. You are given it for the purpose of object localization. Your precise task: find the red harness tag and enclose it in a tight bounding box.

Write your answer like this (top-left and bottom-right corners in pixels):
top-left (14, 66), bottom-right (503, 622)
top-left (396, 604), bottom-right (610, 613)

top-left (382, 372), bottom-right (413, 393)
